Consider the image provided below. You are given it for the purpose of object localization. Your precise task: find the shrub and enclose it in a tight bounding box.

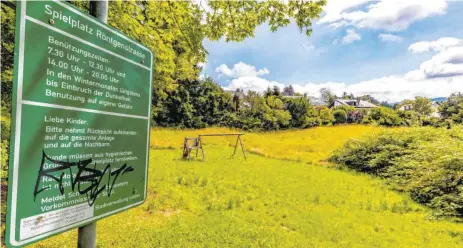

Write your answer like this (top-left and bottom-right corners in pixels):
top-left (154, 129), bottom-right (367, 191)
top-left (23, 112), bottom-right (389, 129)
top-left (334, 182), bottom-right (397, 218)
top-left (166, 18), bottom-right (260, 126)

top-left (397, 110), bottom-right (420, 126)
top-left (329, 126), bottom-right (463, 218)
top-left (333, 109), bottom-right (347, 124)
top-left (318, 107), bottom-right (334, 125)
top-left (364, 107), bottom-right (402, 126)
top-left (1, 115), bottom-right (10, 178)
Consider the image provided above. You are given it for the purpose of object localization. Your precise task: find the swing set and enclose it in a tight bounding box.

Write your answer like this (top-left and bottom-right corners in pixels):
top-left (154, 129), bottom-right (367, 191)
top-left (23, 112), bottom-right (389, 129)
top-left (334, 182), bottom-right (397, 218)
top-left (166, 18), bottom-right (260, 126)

top-left (182, 133), bottom-right (246, 161)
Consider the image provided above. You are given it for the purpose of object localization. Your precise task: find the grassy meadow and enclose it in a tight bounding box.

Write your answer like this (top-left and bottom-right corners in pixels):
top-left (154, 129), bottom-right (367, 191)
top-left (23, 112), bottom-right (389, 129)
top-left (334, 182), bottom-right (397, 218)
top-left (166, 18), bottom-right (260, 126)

top-left (150, 125), bottom-right (387, 163)
top-left (28, 125), bottom-right (463, 247)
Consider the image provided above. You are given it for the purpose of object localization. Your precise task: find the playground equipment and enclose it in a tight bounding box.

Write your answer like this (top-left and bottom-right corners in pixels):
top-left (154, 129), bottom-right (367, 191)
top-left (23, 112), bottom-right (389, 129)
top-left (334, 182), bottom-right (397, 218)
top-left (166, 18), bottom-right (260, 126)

top-left (182, 133), bottom-right (246, 161)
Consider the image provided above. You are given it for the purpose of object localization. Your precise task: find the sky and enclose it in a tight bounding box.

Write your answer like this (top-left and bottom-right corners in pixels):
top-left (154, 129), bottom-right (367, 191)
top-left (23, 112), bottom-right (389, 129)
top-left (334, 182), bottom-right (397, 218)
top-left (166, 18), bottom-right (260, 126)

top-left (200, 0), bottom-right (463, 103)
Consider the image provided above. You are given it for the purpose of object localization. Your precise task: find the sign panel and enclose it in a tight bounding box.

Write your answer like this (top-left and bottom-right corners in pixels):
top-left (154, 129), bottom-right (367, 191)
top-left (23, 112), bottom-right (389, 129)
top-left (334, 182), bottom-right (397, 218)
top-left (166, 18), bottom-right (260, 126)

top-left (5, 1), bottom-right (153, 247)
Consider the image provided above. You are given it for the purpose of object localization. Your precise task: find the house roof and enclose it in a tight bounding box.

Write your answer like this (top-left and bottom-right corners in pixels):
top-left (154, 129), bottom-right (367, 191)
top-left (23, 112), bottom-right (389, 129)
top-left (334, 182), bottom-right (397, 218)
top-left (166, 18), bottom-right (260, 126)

top-left (308, 96), bottom-right (328, 106)
top-left (334, 99), bottom-right (377, 108)
top-left (283, 95), bottom-right (328, 106)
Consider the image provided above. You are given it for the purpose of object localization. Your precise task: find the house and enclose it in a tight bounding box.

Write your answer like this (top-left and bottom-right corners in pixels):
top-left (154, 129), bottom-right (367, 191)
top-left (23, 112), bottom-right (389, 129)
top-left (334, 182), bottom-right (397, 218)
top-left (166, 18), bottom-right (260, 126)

top-left (332, 99), bottom-right (377, 109)
top-left (430, 101), bottom-right (441, 118)
top-left (398, 104), bottom-right (413, 111)
top-left (398, 101), bottom-right (441, 118)
top-left (282, 95), bottom-right (328, 107)
top-left (308, 96), bottom-right (329, 107)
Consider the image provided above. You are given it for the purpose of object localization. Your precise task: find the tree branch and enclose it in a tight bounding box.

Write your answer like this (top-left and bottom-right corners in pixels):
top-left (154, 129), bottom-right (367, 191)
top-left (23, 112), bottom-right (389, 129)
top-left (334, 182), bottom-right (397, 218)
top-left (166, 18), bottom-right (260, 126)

top-left (167, 1), bottom-right (195, 52)
top-left (1, 1), bottom-right (16, 11)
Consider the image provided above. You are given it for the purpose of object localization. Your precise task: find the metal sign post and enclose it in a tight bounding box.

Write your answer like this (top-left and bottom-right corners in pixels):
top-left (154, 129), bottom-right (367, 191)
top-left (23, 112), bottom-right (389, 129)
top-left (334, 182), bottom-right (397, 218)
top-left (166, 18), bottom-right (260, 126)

top-left (77, 2), bottom-right (107, 247)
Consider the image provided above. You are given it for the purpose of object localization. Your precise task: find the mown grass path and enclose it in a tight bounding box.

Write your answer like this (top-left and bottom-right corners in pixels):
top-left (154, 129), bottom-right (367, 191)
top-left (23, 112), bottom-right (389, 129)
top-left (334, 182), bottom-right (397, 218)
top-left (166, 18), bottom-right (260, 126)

top-left (33, 126), bottom-right (462, 247)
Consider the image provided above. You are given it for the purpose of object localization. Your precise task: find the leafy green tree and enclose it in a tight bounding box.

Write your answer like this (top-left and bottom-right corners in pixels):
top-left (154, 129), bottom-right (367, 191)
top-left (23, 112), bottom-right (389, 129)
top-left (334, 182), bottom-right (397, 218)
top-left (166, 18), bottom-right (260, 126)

top-left (205, 0), bottom-right (327, 42)
top-left (1, 0), bottom-right (327, 118)
top-left (283, 85), bottom-right (295, 96)
top-left (264, 87), bottom-right (273, 98)
top-left (333, 109), bottom-right (347, 124)
top-left (341, 92), bottom-right (354, 100)
top-left (154, 77), bottom-right (234, 128)
top-left (412, 96), bottom-right (433, 116)
top-left (1, 1), bottom-right (15, 112)
top-left (233, 91), bottom-right (290, 131)
top-left (285, 97), bottom-right (318, 128)
top-left (319, 88), bottom-right (336, 106)
top-left (439, 92), bottom-right (463, 123)
top-left (272, 85), bottom-right (282, 97)
top-left (266, 95), bottom-right (285, 110)
top-left (273, 109), bottom-right (291, 128)
top-left (359, 95), bottom-right (380, 105)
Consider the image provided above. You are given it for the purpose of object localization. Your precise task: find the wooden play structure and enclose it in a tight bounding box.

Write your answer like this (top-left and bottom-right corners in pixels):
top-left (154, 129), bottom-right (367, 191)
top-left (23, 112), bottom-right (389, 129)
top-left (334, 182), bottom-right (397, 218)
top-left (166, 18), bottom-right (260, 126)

top-left (182, 133), bottom-right (246, 161)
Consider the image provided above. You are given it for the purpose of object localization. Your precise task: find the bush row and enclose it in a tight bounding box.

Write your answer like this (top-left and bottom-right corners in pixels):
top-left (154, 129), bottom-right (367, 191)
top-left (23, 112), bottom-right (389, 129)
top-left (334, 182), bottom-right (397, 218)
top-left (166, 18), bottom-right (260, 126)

top-left (329, 126), bottom-right (463, 219)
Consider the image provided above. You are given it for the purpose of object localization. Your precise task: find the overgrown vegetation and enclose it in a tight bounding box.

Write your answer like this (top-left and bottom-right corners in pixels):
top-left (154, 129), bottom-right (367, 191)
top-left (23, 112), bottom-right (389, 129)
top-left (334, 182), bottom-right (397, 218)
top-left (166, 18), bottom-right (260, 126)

top-left (30, 127), bottom-right (463, 247)
top-left (329, 126), bottom-right (463, 219)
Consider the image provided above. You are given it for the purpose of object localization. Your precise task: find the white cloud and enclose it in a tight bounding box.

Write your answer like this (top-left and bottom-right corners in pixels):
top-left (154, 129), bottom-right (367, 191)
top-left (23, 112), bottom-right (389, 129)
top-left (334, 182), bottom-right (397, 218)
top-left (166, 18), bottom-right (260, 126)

top-left (319, 0), bottom-right (447, 32)
top-left (408, 37), bottom-right (462, 53)
top-left (223, 73), bottom-right (463, 103)
top-left (223, 76), bottom-right (284, 93)
top-left (299, 43), bottom-right (316, 52)
top-left (419, 46), bottom-right (463, 78)
top-left (215, 62), bottom-right (270, 78)
top-left (406, 37), bottom-right (463, 79)
top-left (341, 29), bottom-right (361, 44)
top-left (379, 33), bottom-right (403, 43)
top-left (318, 0), bottom-right (371, 24)
top-left (290, 76), bottom-right (463, 103)
top-left (220, 38), bottom-right (463, 102)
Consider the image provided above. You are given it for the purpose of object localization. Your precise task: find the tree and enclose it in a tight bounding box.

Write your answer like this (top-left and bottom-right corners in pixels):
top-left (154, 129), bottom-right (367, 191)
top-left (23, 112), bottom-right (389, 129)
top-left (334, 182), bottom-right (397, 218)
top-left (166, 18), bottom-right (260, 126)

top-left (1, 1), bottom-right (15, 112)
top-left (359, 95), bottom-right (380, 105)
top-left (264, 87), bottom-right (273, 98)
top-left (283, 85), bottom-right (295, 96)
top-left (154, 77), bottom-right (234, 128)
top-left (286, 97), bottom-right (318, 128)
top-left (266, 95), bottom-right (285, 110)
top-left (412, 96), bottom-right (433, 116)
top-left (342, 92), bottom-right (353, 100)
top-left (1, 0), bottom-right (327, 118)
top-left (319, 88), bottom-right (337, 106)
top-left (439, 92), bottom-right (463, 123)
top-left (272, 85), bottom-right (282, 97)
top-left (205, 0), bottom-right (327, 42)
top-left (236, 91), bottom-right (291, 131)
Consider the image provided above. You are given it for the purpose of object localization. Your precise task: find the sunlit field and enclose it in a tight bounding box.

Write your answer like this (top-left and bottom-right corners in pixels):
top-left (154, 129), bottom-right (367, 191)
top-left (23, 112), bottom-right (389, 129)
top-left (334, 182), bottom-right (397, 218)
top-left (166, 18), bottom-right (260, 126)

top-left (32, 126), bottom-right (463, 247)
top-left (150, 125), bottom-right (389, 163)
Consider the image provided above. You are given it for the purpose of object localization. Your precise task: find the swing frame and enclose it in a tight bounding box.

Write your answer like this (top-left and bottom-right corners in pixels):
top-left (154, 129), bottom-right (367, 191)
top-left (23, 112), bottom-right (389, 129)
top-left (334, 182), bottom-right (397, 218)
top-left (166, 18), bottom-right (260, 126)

top-left (182, 133), bottom-right (246, 161)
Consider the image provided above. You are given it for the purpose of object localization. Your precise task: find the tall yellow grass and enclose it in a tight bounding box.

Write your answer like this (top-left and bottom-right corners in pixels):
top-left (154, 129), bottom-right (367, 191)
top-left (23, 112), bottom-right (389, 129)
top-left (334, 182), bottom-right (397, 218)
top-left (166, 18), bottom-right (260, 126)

top-left (150, 125), bottom-right (389, 163)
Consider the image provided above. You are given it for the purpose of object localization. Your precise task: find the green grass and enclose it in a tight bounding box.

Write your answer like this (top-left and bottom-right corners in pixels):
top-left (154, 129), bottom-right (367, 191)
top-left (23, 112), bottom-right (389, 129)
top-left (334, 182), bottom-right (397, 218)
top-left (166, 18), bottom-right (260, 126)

top-left (33, 144), bottom-right (463, 247)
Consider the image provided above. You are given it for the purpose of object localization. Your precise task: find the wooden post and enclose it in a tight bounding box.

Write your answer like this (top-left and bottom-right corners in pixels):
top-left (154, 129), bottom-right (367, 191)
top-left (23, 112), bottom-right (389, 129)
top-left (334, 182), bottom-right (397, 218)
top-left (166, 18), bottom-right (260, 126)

top-left (200, 138), bottom-right (205, 160)
top-left (238, 135), bottom-right (247, 160)
top-left (195, 137), bottom-right (200, 158)
top-left (232, 136), bottom-right (240, 157)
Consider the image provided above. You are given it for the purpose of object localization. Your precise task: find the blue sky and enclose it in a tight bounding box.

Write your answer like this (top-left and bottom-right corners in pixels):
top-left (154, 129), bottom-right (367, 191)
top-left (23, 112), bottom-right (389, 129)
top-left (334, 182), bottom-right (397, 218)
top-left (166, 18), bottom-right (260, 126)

top-left (200, 0), bottom-right (463, 102)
